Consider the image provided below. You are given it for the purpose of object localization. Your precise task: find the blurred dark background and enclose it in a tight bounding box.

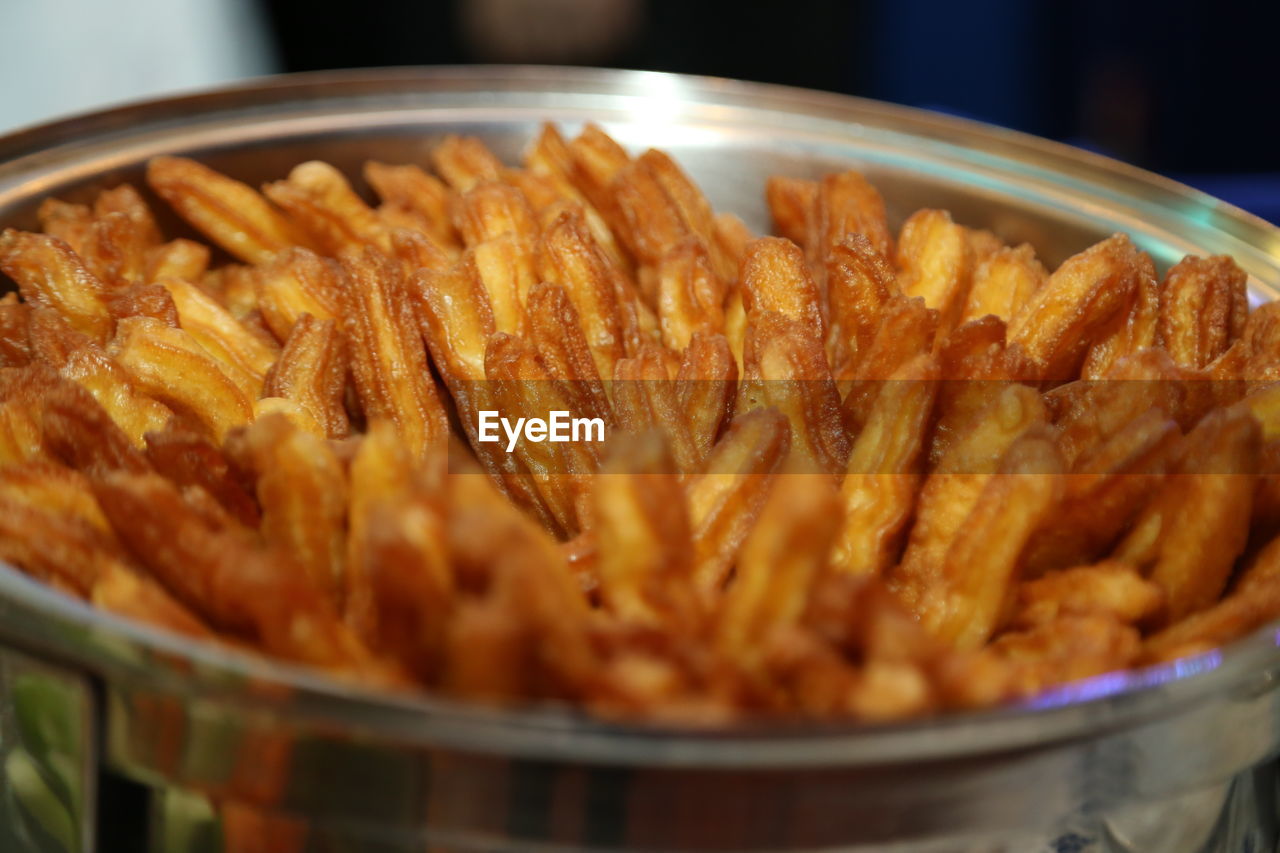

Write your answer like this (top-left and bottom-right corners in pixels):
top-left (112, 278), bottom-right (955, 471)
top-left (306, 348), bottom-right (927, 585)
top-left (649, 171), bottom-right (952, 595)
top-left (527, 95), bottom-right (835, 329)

top-left (2, 1), bottom-right (1274, 221)
top-left (257, 0), bottom-right (1280, 223)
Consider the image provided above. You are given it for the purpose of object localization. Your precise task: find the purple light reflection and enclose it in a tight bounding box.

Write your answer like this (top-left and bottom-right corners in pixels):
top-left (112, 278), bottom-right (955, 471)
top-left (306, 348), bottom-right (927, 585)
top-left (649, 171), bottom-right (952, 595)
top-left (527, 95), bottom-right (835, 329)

top-left (1023, 649), bottom-right (1224, 711)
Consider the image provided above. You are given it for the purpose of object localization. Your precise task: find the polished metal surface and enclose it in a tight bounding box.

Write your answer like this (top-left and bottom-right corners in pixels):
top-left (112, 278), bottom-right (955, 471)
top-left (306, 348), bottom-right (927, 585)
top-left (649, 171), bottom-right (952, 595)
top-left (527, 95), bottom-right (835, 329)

top-left (1, 66), bottom-right (1280, 851)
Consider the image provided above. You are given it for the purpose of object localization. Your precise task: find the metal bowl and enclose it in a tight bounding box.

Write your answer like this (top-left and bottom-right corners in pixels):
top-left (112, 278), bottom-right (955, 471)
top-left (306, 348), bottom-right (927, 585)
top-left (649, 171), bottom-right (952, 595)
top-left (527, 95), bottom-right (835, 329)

top-left (1, 66), bottom-right (1279, 853)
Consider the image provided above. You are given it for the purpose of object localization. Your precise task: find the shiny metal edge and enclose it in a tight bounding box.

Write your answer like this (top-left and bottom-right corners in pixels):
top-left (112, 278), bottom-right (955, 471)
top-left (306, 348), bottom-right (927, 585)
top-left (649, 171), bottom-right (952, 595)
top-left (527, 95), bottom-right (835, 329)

top-left (2, 66), bottom-right (1276, 287)
top-left (8, 562), bottom-right (1278, 770)
top-left (0, 66), bottom-right (1277, 771)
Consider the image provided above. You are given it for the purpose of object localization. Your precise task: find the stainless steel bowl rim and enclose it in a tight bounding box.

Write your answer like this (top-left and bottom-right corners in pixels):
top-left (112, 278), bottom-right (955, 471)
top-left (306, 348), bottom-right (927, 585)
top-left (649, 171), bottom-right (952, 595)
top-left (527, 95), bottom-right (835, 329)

top-left (1, 66), bottom-right (1278, 771)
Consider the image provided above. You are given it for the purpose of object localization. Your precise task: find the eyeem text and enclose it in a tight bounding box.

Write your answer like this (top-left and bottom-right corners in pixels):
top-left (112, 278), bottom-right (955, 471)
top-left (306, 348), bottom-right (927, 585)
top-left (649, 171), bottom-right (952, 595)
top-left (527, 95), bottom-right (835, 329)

top-left (477, 410), bottom-right (606, 453)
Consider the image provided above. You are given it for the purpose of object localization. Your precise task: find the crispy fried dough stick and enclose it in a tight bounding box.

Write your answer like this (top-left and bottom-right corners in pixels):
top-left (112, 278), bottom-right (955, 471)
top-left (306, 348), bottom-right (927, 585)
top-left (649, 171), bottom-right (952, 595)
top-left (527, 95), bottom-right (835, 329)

top-left (740, 237), bottom-right (825, 346)
top-left (842, 295), bottom-right (938, 430)
top-left (339, 248), bottom-right (448, 455)
top-left (765, 176), bottom-right (816, 246)
top-left (891, 383), bottom-right (1047, 617)
top-left (92, 471), bottom-right (376, 673)
top-left (524, 123), bottom-right (631, 271)
top-left (566, 123), bottom-right (632, 224)
top-left (29, 307), bottom-right (174, 447)
top-left (1008, 234), bottom-right (1143, 381)
top-left (145, 238), bottom-right (210, 284)
top-left (740, 311), bottom-right (849, 474)
top-left (37, 199), bottom-right (94, 255)
top-left (676, 332), bottom-right (738, 465)
top-left (110, 316), bottom-right (252, 441)
top-left (253, 248), bottom-right (342, 342)
top-left (527, 281), bottom-right (614, 428)
top-left (809, 170), bottom-right (894, 279)
top-left (359, 482), bottom-right (454, 682)
top-left (1244, 302), bottom-right (1280, 390)
top-left (343, 420), bottom-right (414, 644)
top-left (485, 332), bottom-right (595, 535)
top-left (1144, 533), bottom-right (1280, 662)
top-left (686, 408), bottom-right (791, 599)
top-left (962, 243), bottom-right (1047, 326)
top-left (926, 430), bottom-right (1064, 649)
top-left (927, 315), bottom-right (1033, 468)
top-left (264, 161), bottom-right (391, 255)
top-left (432, 135), bottom-right (505, 192)
top-left (263, 314), bottom-right (351, 439)
top-left (444, 470), bottom-right (596, 699)
top-left (1022, 408), bottom-right (1179, 576)
top-left (0, 230), bottom-right (112, 341)
top-left (612, 342), bottom-right (700, 474)
top-left (1015, 561), bottom-right (1164, 628)
top-left (539, 208), bottom-right (628, 380)
top-left (1080, 250), bottom-right (1158, 380)
top-left (896, 209), bottom-right (972, 337)
top-left (831, 354), bottom-right (938, 577)
top-left (656, 238), bottom-right (725, 351)
top-left (411, 265), bottom-right (556, 527)
top-left (227, 414), bottom-right (347, 611)
top-left (364, 161), bottom-right (459, 249)
top-left (147, 156), bottom-right (309, 263)
top-left (143, 421), bottom-right (260, 527)
top-left (1157, 254), bottom-right (1249, 370)
top-left (593, 432), bottom-right (701, 631)
top-left (158, 277), bottom-right (278, 397)
top-left (1114, 407), bottom-right (1260, 624)
top-left (0, 294), bottom-right (31, 367)
top-left (826, 234), bottom-right (898, 378)
top-left (719, 474), bottom-right (840, 661)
